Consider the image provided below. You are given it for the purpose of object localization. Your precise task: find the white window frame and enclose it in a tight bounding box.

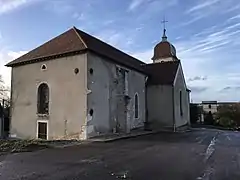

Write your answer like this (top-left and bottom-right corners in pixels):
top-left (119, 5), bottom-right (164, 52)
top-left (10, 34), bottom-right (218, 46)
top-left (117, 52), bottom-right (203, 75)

top-left (134, 93), bottom-right (139, 119)
top-left (36, 120), bottom-right (49, 140)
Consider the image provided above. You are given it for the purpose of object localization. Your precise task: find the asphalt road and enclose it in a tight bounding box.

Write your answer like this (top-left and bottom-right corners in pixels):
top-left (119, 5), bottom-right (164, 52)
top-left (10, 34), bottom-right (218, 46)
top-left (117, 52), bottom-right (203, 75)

top-left (0, 128), bottom-right (240, 180)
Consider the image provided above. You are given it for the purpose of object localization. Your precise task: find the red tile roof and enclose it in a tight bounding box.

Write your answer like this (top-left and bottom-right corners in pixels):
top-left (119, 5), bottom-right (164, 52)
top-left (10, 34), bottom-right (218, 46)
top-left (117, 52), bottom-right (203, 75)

top-left (144, 61), bottom-right (180, 85)
top-left (6, 27), bottom-right (146, 74)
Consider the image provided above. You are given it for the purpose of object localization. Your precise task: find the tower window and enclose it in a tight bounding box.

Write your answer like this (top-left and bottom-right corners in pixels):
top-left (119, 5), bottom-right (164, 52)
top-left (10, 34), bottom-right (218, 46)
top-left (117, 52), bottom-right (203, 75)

top-left (89, 68), bottom-right (93, 75)
top-left (208, 104), bottom-right (211, 109)
top-left (37, 83), bottom-right (49, 114)
top-left (180, 90), bottom-right (183, 116)
top-left (134, 93), bottom-right (139, 119)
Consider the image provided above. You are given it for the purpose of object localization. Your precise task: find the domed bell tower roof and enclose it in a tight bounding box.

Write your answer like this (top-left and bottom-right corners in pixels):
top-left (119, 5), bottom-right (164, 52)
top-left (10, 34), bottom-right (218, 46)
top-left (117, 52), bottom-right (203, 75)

top-left (152, 28), bottom-right (177, 61)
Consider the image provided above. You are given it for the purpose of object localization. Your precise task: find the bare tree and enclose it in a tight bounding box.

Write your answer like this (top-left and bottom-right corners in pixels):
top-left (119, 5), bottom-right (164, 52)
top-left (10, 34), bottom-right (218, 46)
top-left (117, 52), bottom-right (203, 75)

top-left (0, 75), bottom-right (10, 103)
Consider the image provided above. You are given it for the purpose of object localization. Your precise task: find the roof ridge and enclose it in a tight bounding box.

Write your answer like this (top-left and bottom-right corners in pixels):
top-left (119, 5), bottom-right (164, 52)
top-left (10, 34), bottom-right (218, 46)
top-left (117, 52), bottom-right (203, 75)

top-left (74, 27), bottom-right (146, 65)
top-left (72, 26), bottom-right (88, 48)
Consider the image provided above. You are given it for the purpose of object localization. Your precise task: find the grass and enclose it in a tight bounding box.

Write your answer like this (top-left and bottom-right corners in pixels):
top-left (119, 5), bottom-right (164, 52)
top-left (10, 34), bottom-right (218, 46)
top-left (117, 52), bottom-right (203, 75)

top-left (0, 139), bottom-right (49, 153)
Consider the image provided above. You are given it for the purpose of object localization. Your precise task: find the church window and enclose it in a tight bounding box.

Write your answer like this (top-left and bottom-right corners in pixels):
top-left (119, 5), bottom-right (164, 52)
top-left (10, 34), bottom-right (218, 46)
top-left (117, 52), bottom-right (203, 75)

top-left (74, 68), bottom-right (79, 74)
top-left (89, 109), bottom-right (94, 116)
top-left (180, 90), bottom-right (183, 116)
top-left (37, 83), bottom-right (49, 114)
top-left (134, 93), bottom-right (139, 119)
top-left (41, 64), bottom-right (47, 71)
top-left (208, 104), bottom-right (211, 109)
top-left (89, 68), bottom-right (93, 75)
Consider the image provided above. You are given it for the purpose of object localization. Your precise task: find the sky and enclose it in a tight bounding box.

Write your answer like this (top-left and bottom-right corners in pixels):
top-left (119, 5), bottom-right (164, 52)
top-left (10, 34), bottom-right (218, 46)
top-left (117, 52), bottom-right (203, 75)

top-left (1, 0), bottom-right (240, 102)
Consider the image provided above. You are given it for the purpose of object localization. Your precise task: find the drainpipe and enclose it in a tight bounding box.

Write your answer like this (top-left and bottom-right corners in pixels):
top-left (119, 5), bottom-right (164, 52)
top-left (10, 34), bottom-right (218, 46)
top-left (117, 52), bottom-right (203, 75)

top-left (172, 85), bottom-right (176, 132)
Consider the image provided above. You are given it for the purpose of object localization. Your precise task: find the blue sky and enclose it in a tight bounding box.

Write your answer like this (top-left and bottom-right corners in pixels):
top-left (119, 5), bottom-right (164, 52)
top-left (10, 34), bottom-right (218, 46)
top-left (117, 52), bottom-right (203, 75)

top-left (1, 0), bottom-right (240, 102)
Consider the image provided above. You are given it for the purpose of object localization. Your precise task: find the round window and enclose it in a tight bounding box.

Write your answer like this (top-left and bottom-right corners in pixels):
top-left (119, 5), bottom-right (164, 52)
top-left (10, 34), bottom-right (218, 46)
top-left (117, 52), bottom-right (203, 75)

top-left (74, 68), bottom-right (79, 74)
top-left (41, 64), bottom-right (47, 70)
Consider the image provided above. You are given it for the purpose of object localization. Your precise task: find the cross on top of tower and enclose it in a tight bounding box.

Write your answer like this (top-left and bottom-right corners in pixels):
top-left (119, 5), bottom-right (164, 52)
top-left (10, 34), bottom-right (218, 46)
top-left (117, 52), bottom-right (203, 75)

top-left (161, 17), bottom-right (168, 30)
top-left (161, 16), bottom-right (168, 41)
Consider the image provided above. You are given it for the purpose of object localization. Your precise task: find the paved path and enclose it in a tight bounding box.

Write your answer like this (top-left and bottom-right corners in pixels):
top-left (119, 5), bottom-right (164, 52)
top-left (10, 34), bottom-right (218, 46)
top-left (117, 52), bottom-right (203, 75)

top-left (0, 128), bottom-right (240, 180)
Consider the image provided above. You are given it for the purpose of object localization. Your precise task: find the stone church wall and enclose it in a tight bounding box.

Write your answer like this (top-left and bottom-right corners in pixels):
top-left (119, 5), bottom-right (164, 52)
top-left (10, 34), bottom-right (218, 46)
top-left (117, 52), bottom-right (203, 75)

top-left (173, 65), bottom-right (190, 128)
top-left (10, 54), bottom-right (88, 140)
top-left (87, 52), bottom-right (146, 137)
top-left (147, 85), bottom-right (174, 129)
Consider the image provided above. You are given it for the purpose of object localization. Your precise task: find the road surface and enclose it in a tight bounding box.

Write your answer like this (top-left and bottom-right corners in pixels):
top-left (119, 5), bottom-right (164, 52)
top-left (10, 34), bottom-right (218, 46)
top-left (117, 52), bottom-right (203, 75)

top-left (0, 128), bottom-right (240, 180)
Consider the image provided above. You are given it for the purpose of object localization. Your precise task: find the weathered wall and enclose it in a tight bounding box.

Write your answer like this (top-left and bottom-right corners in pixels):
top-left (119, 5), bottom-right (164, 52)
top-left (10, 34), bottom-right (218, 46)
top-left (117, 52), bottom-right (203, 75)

top-left (173, 65), bottom-right (190, 127)
top-left (87, 52), bottom-right (146, 137)
top-left (10, 54), bottom-right (88, 140)
top-left (147, 85), bottom-right (174, 128)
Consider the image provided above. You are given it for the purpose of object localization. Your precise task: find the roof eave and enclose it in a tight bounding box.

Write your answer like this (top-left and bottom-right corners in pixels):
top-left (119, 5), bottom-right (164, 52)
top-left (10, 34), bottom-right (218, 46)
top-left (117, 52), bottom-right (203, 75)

top-left (5, 49), bottom-right (87, 67)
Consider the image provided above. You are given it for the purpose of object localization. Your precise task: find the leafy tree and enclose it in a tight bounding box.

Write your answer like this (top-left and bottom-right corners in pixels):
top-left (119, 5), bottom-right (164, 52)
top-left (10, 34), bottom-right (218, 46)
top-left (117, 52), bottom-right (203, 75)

top-left (215, 104), bottom-right (240, 128)
top-left (190, 103), bottom-right (201, 124)
top-left (204, 111), bottom-right (214, 125)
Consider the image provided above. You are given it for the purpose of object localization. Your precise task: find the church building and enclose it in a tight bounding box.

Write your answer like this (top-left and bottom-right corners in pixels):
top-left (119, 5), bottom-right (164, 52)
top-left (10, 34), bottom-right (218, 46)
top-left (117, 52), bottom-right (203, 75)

top-left (6, 26), bottom-right (190, 140)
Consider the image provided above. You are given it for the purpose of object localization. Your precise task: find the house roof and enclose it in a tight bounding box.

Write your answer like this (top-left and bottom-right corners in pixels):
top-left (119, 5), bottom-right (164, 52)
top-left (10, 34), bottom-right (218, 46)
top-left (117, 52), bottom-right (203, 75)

top-left (144, 61), bottom-right (180, 85)
top-left (202, 101), bottom-right (218, 104)
top-left (6, 27), bottom-right (147, 74)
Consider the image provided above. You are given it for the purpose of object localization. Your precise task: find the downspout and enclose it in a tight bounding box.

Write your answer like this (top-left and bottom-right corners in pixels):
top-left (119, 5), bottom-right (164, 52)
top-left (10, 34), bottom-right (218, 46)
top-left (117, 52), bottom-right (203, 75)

top-left (172, 85), bottom-right (176, 132)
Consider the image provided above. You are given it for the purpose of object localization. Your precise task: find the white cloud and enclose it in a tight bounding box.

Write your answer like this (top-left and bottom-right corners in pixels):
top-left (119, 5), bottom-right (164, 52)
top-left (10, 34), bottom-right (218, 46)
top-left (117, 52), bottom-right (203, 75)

top-left (0, 50), bottom-right (27, 87)
top-left (186, 0), bottom-right (220, 14)
top-left (131, 49), bottom-right (152, 63)
top-left (0, 0), bottom-right (39, 15)
top-left (228, 14), bottom-right (240, 21)
top-left (182, 0), bottom-right (240, 26)
top-left (128, 0), bottom-right (145, 11)
top-left (128, 18), bottom-right (240, 102)
top-left (95, 30), bottom-right (137, 52)
top-left (72, 12), bottom-right (85, 21)
top-left (46, 1), bottom-right (73, 15)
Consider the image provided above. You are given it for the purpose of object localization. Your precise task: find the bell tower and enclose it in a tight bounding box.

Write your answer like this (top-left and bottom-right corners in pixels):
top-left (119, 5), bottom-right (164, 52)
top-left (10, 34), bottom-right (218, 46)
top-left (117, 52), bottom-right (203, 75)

top-left (152, 18), bottom-right (178, 63)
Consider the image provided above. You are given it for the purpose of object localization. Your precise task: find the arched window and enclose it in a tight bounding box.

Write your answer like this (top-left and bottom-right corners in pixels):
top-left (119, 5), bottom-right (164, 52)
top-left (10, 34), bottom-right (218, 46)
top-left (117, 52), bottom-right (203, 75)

top-left (134, 93), bottom-right (139, 119)
top-left (37, 83), bottom-right (49, 114)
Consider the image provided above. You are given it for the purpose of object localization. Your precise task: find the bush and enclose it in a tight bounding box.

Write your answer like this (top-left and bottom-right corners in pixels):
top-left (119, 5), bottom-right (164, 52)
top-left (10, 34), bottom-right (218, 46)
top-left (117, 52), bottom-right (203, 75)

top-left (218, 117), bottom-right (234, 128)
top-left (215, 103), bottom-right (240, 128)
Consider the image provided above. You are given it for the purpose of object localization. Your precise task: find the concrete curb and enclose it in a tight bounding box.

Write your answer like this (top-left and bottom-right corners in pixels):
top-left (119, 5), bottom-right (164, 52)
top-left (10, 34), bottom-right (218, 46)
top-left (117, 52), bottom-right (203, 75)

top-left (87, 131), bottom-right (154, 143)
top-left (88, 129), bottom-right (192, 143)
